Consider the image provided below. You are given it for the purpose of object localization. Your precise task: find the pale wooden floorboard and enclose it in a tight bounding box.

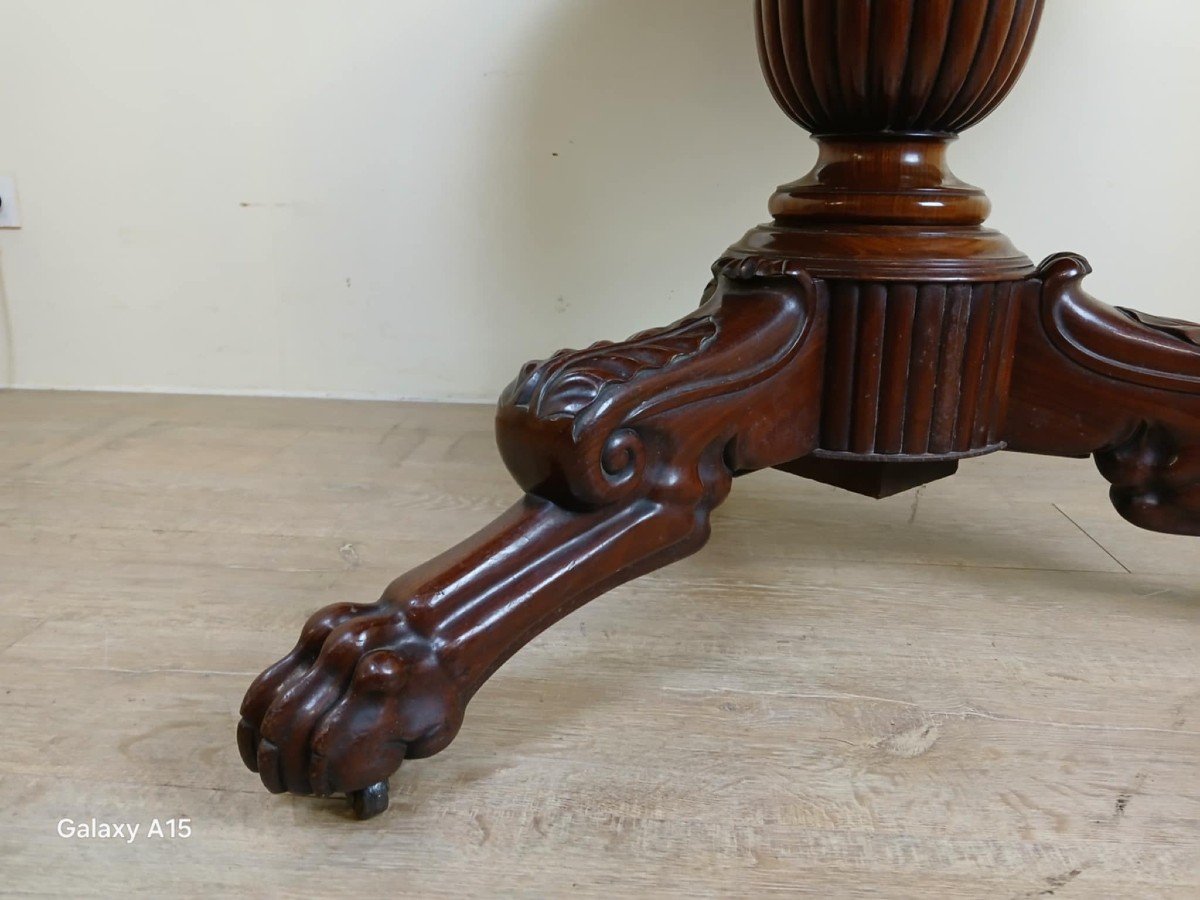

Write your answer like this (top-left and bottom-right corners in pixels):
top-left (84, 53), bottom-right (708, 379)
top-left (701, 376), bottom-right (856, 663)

top-left (0, 390), bottom-right (1196, 898)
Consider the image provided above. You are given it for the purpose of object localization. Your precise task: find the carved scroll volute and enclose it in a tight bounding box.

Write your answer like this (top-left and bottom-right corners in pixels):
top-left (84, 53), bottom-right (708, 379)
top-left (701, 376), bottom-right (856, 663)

top-left (1039, 254), bottom-right (1200, 394)
top-left (1005, 253), bottom-right (1200, 535)
top-left (496, 274), bottom-right (823, 511)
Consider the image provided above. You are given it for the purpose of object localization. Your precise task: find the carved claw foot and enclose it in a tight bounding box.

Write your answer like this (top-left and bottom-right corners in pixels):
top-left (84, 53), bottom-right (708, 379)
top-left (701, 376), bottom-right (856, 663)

top-left (1096, 423), bottom-right (1200, 536)
top-left (237, 597), bottom-right (462, 801)
top-left (239, 271), bottom-right (825, 812)
top-left (1006, 253), bottom-right (1200, 535)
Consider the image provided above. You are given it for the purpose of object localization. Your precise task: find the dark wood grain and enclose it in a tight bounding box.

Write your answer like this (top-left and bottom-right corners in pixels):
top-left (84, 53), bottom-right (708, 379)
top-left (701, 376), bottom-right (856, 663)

top-left (875, 284), bottom-right (919, 454)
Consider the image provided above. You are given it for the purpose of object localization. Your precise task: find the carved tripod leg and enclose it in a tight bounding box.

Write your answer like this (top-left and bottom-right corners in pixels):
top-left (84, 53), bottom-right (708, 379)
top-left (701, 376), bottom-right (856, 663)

top-left (1005, 254), bottom-right (1200, 535)
top-left (238, 271), bottom-right (824, 817)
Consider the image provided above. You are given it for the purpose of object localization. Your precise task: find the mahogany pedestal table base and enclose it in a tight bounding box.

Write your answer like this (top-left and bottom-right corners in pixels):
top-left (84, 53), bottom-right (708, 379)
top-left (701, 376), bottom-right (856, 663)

top-left (237, 0), bottom-right (1200, 818)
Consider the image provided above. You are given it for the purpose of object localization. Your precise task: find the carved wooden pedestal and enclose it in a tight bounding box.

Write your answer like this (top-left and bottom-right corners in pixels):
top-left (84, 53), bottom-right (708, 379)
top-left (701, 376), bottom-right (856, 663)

top-left (238, 0), bottom-right (1200, 818)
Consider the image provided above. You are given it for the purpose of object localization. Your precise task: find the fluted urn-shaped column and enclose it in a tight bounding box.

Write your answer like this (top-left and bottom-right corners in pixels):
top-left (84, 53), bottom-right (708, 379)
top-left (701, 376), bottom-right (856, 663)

top-left (751, 0), bottom-right (1045, 234)
top-left (757, 0), bottom-right (1045, 135)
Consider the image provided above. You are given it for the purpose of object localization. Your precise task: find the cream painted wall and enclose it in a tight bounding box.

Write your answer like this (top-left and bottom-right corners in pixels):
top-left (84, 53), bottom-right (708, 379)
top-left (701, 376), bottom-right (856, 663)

top-left (0, 0), bottom-right (1196, 401)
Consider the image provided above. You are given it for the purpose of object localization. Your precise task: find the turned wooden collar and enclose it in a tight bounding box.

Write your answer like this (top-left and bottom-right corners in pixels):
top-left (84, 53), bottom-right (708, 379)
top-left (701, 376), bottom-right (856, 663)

top-left (769, 136), bottom-right (990, 226)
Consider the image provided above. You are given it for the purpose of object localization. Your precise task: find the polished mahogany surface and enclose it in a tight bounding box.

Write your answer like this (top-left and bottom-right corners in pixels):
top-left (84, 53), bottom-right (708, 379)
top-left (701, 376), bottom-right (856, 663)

top-left (238, 0), bottom-right (1199, 819)
top-left (768, 136), bottom-right (992, 225)
top-left (756, 0), bottom-right (1045, 135)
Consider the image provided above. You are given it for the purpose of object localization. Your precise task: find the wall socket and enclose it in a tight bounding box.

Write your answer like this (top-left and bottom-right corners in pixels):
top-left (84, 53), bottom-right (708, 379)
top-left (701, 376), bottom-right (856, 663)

top-left (0, 176), bottom-right (22, 228)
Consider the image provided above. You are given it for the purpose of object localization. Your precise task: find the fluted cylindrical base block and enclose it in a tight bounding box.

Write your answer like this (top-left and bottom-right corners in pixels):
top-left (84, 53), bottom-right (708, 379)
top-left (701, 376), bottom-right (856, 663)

top-left (815, 279), bottom-right (1029, 460)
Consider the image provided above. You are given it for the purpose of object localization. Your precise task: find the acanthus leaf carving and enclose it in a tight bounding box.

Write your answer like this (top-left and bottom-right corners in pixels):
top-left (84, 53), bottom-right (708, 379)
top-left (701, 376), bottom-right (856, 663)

top-left (501, 315), bottom-right (718, 425)
top-left (495, 276), bottom-right (820, 511)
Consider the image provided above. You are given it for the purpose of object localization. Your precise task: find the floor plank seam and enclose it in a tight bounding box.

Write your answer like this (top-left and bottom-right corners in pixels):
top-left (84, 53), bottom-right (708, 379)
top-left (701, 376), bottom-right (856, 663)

top-left (660, 687), bottom-right (1200, 737)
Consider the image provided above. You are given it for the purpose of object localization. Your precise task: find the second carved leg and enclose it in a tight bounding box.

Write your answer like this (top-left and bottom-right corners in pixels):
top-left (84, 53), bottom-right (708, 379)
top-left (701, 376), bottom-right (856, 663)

top-left (1006, 253), bottom-right (1200, 535)
top-left (238, 271), bottom-right (825, 816)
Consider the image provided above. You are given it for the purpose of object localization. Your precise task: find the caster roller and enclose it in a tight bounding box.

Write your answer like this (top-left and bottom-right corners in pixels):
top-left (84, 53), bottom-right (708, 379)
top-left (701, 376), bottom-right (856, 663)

top-left (349, 780), bottom-right (390, 820)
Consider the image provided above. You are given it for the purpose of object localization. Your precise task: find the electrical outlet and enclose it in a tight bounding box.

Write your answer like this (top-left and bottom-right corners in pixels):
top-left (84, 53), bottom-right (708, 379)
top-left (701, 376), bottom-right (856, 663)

top-left (0, 176), bottom-right (22, 228)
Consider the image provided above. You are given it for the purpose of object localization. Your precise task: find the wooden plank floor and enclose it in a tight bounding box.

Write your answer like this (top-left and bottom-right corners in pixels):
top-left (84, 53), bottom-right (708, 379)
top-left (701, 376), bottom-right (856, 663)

top-left (0, 390), bottom-right (1197, 898)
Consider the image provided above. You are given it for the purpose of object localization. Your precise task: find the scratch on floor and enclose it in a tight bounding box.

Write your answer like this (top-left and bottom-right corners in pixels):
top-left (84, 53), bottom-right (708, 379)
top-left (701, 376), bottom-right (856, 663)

top-left (1052, 504), bottom-right (1132, 573)
top-left (1035, 866), bottom-right (1083, 897)
top-left (907, 485), bottom-right (925, 525)
top-left (877, 721), bottom-right (941, 758)
top-left (472, 812), bottom-right (492, 846)
top-left (378, 421), bottom-right (405, 447)
top-left (1113, 771), bottom-right (1148, 821)
top-left (339, 542), bottom-right (361, 569)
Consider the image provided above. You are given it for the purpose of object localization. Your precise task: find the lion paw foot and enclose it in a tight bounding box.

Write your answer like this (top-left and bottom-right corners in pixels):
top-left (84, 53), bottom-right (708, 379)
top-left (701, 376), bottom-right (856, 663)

top-left (237, 599), bottom-right (462, 803)
top-left (1097, 423), bottom-right (1200, 535)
